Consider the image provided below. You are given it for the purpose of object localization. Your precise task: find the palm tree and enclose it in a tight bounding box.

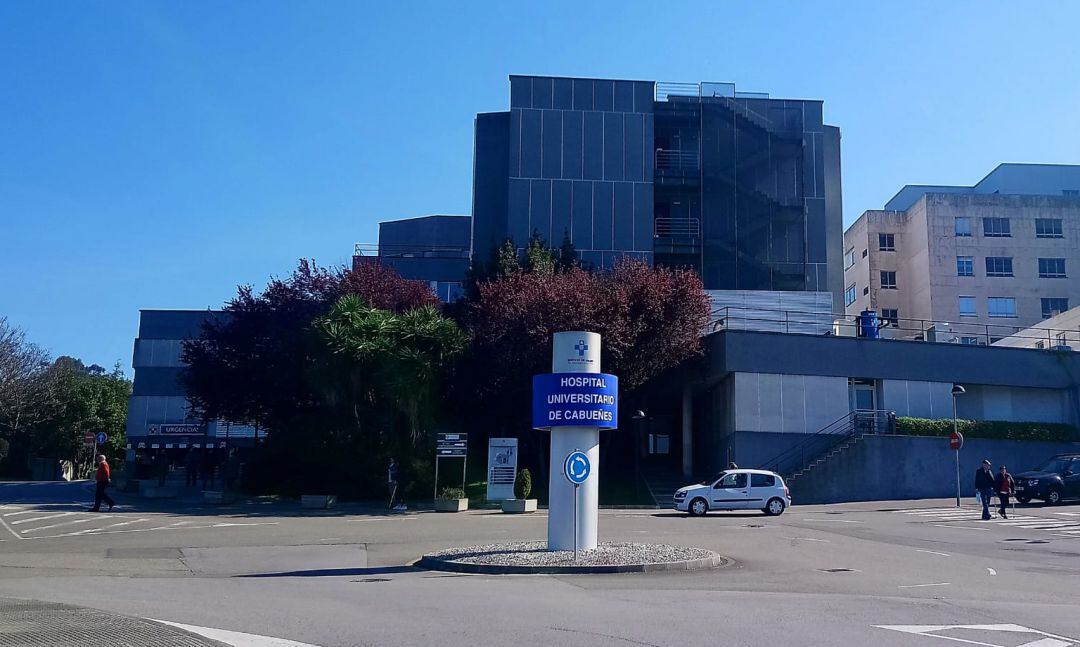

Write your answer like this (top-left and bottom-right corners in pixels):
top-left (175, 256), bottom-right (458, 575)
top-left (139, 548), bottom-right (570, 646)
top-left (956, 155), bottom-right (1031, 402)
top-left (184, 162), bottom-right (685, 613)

top-left (314, 295), bottom-right (467, 444)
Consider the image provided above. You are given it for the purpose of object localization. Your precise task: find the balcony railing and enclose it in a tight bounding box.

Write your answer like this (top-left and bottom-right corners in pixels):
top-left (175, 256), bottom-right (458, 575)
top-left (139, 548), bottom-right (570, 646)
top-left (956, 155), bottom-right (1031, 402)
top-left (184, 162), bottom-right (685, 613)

top-left (709, 306), bottom-right (1080, 349)
top-left (654, 217), bottom-right (701, 238)
top-left (655, 149), bottom-right (699, 171)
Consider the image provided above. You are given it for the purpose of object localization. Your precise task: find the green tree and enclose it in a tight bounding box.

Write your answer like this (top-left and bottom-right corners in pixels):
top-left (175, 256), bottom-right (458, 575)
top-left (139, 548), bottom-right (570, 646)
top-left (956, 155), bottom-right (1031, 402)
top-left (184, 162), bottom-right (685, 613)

top-left (524, 231), bottom-right (556, 276)
top-left (314, 294), bottom-right (468, 445)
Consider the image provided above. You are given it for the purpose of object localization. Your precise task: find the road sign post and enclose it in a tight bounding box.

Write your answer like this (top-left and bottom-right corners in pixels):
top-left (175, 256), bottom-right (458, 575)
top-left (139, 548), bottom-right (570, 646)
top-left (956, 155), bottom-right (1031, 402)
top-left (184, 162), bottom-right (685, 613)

top-left (563, 450), bottom-right (591, 560)
top-left (533, 332), bottom-right (618, 552)
top-left (950, 431), bottom-right (964, 508)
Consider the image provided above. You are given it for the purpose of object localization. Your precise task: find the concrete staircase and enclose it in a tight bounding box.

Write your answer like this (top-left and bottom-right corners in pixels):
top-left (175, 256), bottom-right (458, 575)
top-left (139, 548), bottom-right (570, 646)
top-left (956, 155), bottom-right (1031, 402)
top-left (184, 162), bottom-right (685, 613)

top-left (785, 434), bottom-right (867, 489)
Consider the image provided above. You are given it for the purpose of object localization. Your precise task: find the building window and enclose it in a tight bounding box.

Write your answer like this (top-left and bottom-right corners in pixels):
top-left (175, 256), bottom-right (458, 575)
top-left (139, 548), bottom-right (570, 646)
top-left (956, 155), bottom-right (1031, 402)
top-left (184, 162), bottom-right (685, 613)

top-left (880, 308), bottom-right (898, 327)
top-left (959, 296), bottom-right (977, 317)
top-left (861, 249), bottom-right (867, 258)
top-left (845, 284), bottom-right (857, 307)
top-left (956, 256), bottom-right (974, 277)
top-left (1064, 189), bottom-right (1080, 196)
top-left (845, 248), bottom-right (856, 269)
top-left (988, 297), bottom-right (1017, 318)
top-left (863, 286), bottom-right (869, 295)
top-left (960, 336), bottom-right (979, 346)
top-left (880, 271), bottom-right (897, 289)
top-left (983, 217), bottom-right (1011, 237)
top-left (1035, 218), bottom-right (1064, 238)
top-left (1038, 258), bottom-right (1066, 278)
top-left (1042, 298), bottom-right (1069, 319)
top-left (1057, 332), bottom-right (1068, 345)
top-left (985, 256), bottom-right (1014, 277)
top-left (955, 217), bottom-right (972, 237)
top-left (878, 233), bottom-right (895, 251)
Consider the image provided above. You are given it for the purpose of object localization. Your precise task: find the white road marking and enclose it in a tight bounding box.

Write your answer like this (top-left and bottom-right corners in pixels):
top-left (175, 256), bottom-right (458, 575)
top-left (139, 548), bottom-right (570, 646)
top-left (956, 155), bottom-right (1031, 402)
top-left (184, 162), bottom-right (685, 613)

top-left (783, 536), bottom-right (830, 542)
top-left (1053, 511), bottom-right (1080, 517)
top-left (75, 518), bottom-right (151, 534)
top-left (22, 515), bottom-right (112, 533)
top-left (2, 510), bottom-right (48, 517)
top-left (931, 524), bottom-right (990, 531)
top-left (898, 582), bottom-right (950, 588)
top-left (0, 516), bottom-right (22, 540)
top-left (152, 619), bottom-right (321, 646)
top-left (916, 549), bottom-right (951, 557)
top-left (802, 518), bottom-right (863, 523)
top-left (987, 568), bottom-right (997, 576)
top-left (10, 512), bottom-right (78, 525)
top-left (875, 623), bottom-right (1075, 647)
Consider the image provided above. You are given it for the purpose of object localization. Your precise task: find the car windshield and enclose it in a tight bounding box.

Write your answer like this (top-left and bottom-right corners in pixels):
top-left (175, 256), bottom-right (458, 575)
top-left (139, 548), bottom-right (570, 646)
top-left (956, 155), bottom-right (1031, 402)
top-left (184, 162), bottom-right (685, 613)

top-left (1035, 458), bottom-right (1071, 474)
top-left (701, 471), bottom-right (729, 486)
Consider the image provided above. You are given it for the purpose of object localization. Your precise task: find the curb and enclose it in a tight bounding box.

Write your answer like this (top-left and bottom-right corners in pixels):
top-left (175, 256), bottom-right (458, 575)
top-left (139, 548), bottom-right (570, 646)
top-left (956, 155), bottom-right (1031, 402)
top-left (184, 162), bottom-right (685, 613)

top-left (417, 552), bottom-right (727, 575)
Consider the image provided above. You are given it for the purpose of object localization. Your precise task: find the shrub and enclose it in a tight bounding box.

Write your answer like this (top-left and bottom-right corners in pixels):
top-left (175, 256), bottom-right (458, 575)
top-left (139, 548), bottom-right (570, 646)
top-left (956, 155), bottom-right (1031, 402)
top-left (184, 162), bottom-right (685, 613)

top-left (438, 487), bottom-right (466, 501)
top-left (514, 468), bottom-right (532, 500)
top-left (896, 417), bottom-right (1077, 443)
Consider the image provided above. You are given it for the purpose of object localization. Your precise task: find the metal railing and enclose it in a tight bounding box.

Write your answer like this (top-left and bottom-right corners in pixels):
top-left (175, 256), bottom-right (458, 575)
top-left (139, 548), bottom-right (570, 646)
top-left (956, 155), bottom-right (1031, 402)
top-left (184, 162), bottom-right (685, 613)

top-left (353, 243), bottom-right (470, 259)
top-left (654, 217), bottom-right (701, 237)
top-left (762, 410), bottom-right (896, 478)
top-left (655, 149), bottom-right (699, 171)
top-left (655, 82), bottom-right (701, 101)
top-left (709, 306), bottom-right (1080, 349)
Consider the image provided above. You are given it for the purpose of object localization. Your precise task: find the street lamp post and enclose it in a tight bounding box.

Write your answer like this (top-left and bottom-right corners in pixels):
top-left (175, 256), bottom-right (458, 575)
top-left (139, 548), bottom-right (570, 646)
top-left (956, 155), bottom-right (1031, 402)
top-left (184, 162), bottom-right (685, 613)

top-left (951, 384), bottom-right (966, 507)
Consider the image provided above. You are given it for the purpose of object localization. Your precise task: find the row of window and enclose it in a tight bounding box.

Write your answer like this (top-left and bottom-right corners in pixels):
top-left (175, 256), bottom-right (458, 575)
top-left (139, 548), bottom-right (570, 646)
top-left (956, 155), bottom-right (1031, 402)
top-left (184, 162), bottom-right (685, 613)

top-left (955, 217), bottom-right (1065, 238)
top-left (958, 296), bottom-right (1070, 319)
top-left (956, 256), bottom-right (1067, 278)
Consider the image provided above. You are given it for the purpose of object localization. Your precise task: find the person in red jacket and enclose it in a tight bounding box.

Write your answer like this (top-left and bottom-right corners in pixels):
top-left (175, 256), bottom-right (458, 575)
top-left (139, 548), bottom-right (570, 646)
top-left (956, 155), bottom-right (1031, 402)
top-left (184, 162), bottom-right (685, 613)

top-left (89, 454), bottom-right (115, 512)
top-left (996, 465), bottom-right (1015, 519)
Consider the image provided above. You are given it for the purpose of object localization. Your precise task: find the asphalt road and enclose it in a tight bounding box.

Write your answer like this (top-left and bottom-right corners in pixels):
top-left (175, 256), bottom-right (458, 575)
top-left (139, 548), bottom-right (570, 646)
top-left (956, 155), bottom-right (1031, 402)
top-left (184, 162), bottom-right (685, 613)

top-left (2, 481), bottom-right (1080, 646)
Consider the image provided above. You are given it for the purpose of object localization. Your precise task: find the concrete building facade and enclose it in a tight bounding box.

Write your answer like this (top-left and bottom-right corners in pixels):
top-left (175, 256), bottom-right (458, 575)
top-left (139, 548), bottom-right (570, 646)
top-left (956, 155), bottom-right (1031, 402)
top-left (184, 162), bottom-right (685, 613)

top-left (353, 215), bottom-right (471, 302)
top-left (844, 165), bottom-right (1080, 343)
top-left (472, 75), bottom-right (845, 309)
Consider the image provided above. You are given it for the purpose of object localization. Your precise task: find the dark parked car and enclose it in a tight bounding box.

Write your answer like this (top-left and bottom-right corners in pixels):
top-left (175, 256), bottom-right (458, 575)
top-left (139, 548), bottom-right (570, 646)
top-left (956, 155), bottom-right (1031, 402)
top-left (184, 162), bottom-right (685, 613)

top-left (1013, 454), bottom-right (1080, 505)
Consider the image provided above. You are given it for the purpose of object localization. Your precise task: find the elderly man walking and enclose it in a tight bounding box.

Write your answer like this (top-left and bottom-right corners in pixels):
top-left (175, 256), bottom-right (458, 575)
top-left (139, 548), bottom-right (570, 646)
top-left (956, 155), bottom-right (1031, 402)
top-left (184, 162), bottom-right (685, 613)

top-left (974, 459), bottom-right (995, 521)
top-left (89, 454), bottom-right (115, 512)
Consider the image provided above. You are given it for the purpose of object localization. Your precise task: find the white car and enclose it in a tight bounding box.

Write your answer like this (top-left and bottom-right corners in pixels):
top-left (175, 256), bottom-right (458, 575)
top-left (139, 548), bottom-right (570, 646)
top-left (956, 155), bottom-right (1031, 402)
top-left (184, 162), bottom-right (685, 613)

top-left (673, 469), bottom-right (791, 516)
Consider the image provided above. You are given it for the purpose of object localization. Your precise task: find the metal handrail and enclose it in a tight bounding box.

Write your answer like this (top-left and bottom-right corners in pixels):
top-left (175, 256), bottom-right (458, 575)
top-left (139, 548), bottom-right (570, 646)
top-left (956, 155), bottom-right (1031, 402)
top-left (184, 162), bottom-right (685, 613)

top-left (655, 82), bottom-right (700, 101)
top-left (763, 409), bottom-right (896, 477)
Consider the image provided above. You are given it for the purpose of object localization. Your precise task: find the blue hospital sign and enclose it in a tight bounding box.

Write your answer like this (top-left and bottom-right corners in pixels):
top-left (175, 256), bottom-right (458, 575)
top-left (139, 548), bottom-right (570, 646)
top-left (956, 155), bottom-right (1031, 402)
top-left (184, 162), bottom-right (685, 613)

top-left (532, 373), bottom-right (619, 430)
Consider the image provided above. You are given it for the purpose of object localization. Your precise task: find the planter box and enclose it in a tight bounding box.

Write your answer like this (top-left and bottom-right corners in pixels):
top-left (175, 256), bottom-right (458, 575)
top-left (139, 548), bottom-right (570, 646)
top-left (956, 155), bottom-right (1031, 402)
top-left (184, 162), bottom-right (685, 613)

top-left (434, 498), bottom-right (469, 512)
top-left (301, 494), bottom-right (337, 509)
top-left (141, 486), bottom-right (177, 499)
top-left (203, 490), bottom-right (236, 504)
top-left (501, 499), bottom-right (538, 513)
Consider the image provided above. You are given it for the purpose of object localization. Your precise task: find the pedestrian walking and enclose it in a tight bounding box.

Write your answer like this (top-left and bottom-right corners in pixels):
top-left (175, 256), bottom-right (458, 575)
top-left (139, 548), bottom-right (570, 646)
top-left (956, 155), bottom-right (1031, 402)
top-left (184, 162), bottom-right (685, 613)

top-left (996, 465), bottom-right (1015, 519)
top-left (387, 457), bottom-right (404, 511)
top-left (975, 458), bottom-right (995, 520)
top-left (89, 454), bottom-right (115, 512)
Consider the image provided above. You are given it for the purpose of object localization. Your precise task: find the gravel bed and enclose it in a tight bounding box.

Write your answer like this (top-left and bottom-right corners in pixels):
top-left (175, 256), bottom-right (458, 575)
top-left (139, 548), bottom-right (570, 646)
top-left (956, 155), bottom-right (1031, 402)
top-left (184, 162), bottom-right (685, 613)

top-left (419, 541), bottom-right (724, 574)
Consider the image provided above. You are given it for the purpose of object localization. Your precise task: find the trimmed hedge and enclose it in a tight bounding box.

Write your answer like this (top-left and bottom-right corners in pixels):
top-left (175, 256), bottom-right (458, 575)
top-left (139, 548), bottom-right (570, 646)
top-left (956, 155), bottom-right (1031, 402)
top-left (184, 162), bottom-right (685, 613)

top-left (896, 417), bottom-right (1078, 443)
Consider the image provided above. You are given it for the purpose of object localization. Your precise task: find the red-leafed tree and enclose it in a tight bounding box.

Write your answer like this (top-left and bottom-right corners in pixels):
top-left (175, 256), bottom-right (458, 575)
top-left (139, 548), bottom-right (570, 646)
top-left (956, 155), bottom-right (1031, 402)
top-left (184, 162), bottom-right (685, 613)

top-left (181, 260), bottom-right (443, 496)
top-left (454, 259), bottom-right (710, 435)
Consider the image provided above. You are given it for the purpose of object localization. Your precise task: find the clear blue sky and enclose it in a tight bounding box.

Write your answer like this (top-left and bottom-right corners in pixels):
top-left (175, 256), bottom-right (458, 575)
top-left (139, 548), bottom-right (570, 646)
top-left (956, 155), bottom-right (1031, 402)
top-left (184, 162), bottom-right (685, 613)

top-left (2, 1), bottom-right (1079, 371)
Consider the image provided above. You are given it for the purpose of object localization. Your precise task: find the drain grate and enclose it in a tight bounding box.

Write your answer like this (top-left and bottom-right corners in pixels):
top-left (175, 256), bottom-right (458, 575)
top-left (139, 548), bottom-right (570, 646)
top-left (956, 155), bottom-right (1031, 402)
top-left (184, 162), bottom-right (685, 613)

top-left (352, 578), bottom-right (391, 583)
top-left (817, 568), bottom-right (856, 573)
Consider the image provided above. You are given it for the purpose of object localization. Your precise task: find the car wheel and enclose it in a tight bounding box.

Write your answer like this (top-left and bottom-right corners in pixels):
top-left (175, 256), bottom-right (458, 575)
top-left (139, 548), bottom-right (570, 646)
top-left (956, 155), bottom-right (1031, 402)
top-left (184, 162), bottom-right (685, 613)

top-left (764, 497), bottom-right (786, 516)
top-left (1046, 488), bottom-right (1063, 505)
top-left (1016, 495), bottom-right (1031, 505)
top-left (688, 498), bottom-right (708, 517)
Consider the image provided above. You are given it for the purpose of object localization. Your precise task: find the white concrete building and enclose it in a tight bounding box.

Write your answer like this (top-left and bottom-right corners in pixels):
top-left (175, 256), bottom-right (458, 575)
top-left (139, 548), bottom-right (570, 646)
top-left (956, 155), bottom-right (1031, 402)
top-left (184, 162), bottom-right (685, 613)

top-left (844, 164), bottom-right (1080, 344)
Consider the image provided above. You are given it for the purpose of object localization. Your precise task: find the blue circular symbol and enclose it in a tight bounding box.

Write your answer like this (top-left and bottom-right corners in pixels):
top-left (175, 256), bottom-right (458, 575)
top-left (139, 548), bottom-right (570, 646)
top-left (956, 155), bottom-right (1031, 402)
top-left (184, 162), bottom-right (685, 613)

top-left (95, 432), bottom-right (108, 444)
top-left (563, 451), bottom-right (591, 485)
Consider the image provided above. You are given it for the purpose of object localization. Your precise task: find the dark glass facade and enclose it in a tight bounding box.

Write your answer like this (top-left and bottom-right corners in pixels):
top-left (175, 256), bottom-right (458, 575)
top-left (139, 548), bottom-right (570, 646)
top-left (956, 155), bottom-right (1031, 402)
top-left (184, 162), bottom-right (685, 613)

top-left (472, 75), bottom-right (843, 303)
top-left (354, 215), bottom-right (471, 302)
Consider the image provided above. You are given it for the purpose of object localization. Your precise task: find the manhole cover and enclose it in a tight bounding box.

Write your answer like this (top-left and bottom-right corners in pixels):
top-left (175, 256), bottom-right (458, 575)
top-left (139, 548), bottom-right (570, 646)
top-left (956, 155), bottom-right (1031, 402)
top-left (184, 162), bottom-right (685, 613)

top-left (352, 578), bottom-right (391, 583)
top-left (817, 568), bottom-right (857, 573)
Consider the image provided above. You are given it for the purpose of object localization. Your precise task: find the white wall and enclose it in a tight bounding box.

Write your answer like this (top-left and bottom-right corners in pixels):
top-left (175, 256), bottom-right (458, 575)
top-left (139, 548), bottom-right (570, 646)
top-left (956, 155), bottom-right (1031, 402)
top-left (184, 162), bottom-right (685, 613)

top-left (955, 385), bottom-right (1071, 423)
top-left (733, 373), bottom-right (850, 433)
top-left (881, 380), bottom-right (954, 418)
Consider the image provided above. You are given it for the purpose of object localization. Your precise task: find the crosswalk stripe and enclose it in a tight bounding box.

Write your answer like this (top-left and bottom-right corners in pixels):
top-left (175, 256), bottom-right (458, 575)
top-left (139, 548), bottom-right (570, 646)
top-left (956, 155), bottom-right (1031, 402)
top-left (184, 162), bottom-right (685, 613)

top-left (73, 518), bottom-right (150, 534)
